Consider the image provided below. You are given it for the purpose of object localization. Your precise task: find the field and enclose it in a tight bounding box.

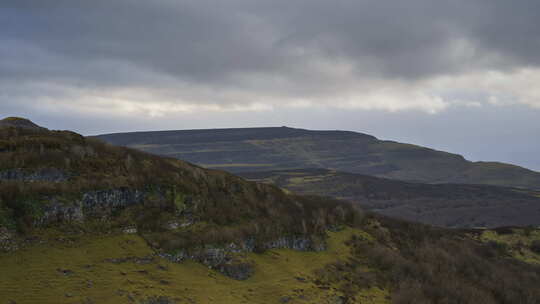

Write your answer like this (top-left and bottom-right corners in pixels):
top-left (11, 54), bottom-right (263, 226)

top-left (0, 228), bottom-right (388, 304)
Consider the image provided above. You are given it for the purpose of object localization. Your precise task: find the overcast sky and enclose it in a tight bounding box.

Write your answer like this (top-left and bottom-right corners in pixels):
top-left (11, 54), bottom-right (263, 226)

top-left (1, 1), bottom-right (539, 171)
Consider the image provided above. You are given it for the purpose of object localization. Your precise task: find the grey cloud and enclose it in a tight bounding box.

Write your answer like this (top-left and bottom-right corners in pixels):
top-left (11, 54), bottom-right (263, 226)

top-left (1, 0), bottom-right (540, 171)
top-left (3, 0), bottom-right (540, 88)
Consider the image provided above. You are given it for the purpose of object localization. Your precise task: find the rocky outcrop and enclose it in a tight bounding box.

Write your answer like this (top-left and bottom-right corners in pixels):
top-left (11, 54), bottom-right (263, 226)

top-left (0, 168), bottom-right (69, 182)
top-left (0, 227), bottom-right (18, 252)
top-left (264, 236), bottom-right (326, 251)
top-left (159, 235), bottom-right (326, 280)
top-left (139, 296), bottom-right (177, 304)
top-left (217, 260), bottom-right (254, 281)
top-left (35, 188), bottom-right (151, 226)
top-left (36, 200), bottom-right (84, 226)
top-left (80, 188), bottom-right (146, 217)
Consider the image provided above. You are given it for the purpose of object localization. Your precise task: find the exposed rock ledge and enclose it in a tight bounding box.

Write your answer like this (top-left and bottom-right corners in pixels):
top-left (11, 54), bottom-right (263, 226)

top-left (0, 168), bottom-right (69, 182)
top-left (159, 235), bottom-right (326, 280)
top-left (8, 186), bottom-right (329, 281)
top-left (35, 188), bottom-right (149, 226)
top-left (99, 234), bottom-right (326, 281)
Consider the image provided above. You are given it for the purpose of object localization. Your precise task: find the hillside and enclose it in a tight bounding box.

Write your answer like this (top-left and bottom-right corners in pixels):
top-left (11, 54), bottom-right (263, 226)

top-left (240, 169), bottom-right (540, 228)
top-left (0, 118), bottom-right (357, 247)
top-left (96, 127), bottom-right (540, 190)
top-left (2, 118), bottom-right (540, 304)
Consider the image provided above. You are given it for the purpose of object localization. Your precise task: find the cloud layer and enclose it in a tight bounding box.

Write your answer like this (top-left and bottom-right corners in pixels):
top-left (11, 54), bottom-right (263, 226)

top-left (1, 1), bottom-right (540, 170)
top-left (2, 0), bottom-right (540, 116)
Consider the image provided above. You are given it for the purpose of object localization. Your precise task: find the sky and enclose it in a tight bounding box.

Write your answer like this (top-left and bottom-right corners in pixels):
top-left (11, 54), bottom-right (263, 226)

top-left (1, 1), bottom-right (540, 171)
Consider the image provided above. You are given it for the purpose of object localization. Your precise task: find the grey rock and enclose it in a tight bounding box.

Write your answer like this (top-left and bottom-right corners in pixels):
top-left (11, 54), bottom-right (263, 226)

top-left (280, 296), bottom-right (292, 303)
top-left (217, 261), bottom-right (254, 281)
top-left (0, 227), bottom-right (12, 241)
top-left (139, 296), bottom-right (176, 304)
top-left (36, 200), bottom-right (84, 226)
top-left (159, 235), bottom-right (326, 280)
top-left (0, 168), bottom-right (69, 182)
top-left (264, 236), bottom-right (326, 252)
top-left (35, 188), bottom-right (151, 226)
top-left (81, 188), bottom-right (146, 216)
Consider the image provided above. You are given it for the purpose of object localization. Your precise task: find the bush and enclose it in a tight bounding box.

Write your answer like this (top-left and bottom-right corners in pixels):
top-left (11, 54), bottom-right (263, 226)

top-left (531, 240), bottom-right (540, 254)
top-left (331, 214), bottom-right (540, 304)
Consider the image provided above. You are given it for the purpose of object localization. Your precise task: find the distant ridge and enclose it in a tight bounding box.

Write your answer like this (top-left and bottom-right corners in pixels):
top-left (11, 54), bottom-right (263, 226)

top-left (98, 126), bottom-right (376, 145)
top-left (97, 126), bottom-right (540, 190)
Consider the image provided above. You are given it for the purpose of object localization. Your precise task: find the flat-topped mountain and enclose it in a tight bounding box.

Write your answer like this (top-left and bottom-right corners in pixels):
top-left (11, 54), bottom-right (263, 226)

top-left (97, 127), bottom-right (540, 190)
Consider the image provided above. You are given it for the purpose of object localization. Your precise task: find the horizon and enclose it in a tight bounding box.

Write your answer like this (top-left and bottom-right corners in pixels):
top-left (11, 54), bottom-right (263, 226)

top-left (4, 115), bottom-right (540, 173)
top-left (2, 1), bottom-right (539, 171)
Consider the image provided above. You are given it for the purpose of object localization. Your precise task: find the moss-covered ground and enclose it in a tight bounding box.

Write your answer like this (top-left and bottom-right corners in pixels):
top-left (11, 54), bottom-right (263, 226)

top-left (0, 228), bottom-right (388, 304)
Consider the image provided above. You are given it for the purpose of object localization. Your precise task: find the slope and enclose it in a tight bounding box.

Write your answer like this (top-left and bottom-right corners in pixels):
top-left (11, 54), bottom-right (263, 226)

top-left (240, 169), bottom-right (540, 228)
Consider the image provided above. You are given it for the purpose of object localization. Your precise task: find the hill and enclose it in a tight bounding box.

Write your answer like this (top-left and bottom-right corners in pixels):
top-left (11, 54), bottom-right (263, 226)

top-left (0, 120), bottom-right (356, 247)
top-left (240, 169), bottom-right (540, 228)
top-left (0, 117), bottom-right (45, 130)
top-left (96, 127), bottom-right (540, 190)
top-left (2, 119), bottom-right (540, 303)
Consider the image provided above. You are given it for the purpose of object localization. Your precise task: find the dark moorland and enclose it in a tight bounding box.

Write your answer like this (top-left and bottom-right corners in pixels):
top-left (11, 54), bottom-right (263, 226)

top-left (97, 127), bottom-right (540, 190)
top-left (240, 169), bottom-right (540, 228)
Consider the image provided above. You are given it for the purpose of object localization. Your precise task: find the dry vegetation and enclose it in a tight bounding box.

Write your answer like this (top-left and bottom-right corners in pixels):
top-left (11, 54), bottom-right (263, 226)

top-left (0, 123), bottom-right (362, 253)
top-left (340, 214), bottom-right (540, 304)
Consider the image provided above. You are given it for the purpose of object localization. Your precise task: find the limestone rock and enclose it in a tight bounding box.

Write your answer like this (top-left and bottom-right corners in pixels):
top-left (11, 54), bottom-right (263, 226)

top-left (0, 168), bottom-right (69, 182)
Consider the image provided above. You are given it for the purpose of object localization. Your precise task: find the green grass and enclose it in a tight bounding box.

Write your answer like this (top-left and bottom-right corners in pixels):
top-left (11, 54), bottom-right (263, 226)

top-left (0, 228), bottom-right (388, 304)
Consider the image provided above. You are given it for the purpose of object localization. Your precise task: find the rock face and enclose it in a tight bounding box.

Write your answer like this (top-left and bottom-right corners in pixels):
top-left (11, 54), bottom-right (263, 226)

top-left (159, 235), bottom-right (326, 280)
top-left (81, 188), bottom-right (146, 217)
top-left (0, 168), bottom-right (69, 182)
top-left (35, 188), bottom-right (151, 226)
top-left (30, 183), bottom-right (329, 280)
top-left (7, 181), bottom-right (330, 281)
top-left (37, 200), bottom-right (84, 226)
top-left (265, 236), bottom-right (326, 251)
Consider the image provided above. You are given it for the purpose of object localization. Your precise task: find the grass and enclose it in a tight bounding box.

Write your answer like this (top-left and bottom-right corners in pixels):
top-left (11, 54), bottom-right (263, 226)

top-left (201, 163), bottom-right (274, 168)
top-left (0, 228), bottom-right (388, 304)
top-left (479, 228), bottom-right (540, 264)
